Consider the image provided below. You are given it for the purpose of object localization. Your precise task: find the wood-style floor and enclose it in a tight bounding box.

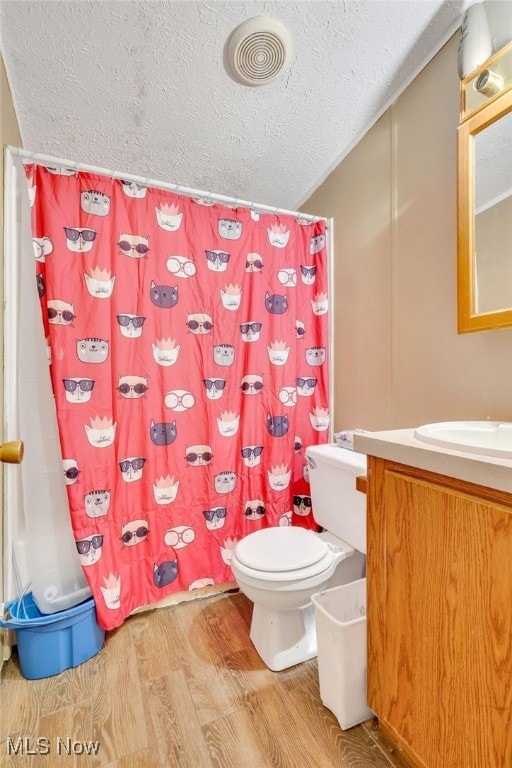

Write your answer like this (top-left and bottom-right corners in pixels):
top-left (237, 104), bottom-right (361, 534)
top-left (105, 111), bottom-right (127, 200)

top-left (1, 591), bottom-right (409, 768)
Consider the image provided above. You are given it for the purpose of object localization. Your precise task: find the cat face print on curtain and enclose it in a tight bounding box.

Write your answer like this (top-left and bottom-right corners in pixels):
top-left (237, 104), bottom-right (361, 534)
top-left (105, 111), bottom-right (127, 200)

top-left (27, 164), bottom-right (330, 630)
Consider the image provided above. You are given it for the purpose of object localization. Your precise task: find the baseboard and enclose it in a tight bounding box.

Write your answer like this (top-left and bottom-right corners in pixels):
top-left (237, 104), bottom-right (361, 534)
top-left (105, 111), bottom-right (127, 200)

top-left (129, 581), bottom-right (239, 617)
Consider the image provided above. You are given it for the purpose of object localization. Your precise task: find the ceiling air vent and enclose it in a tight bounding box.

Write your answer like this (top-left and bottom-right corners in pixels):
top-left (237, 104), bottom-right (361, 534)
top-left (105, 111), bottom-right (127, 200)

top-left (226, 16), bottom-right (292, 86)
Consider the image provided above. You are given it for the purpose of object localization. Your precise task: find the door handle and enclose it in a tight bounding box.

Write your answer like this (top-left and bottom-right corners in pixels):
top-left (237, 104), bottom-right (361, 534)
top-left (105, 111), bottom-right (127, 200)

top-left (0, 440), bottom-right (24, 464)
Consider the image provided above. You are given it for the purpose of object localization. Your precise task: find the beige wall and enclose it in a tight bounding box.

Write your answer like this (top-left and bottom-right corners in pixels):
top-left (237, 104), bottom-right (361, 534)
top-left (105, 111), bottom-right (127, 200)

top-left (1, 54), bottom-right (22, 604)
top-left (1, 53), bottom-right (22, 443)
top-left (303, 35), bottom-right (512, 431)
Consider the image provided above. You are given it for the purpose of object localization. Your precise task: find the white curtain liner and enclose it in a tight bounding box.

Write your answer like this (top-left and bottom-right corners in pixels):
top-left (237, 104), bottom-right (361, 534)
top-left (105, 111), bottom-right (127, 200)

top-left (6, 146), bottom-right (326, 224)
top-left (3, 150), bottom-right (90, 611)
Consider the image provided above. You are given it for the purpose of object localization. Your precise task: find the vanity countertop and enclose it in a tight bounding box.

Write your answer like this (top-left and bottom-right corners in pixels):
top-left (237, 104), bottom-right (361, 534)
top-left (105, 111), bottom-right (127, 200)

top-left (353, 429), bottom-right (512, 495)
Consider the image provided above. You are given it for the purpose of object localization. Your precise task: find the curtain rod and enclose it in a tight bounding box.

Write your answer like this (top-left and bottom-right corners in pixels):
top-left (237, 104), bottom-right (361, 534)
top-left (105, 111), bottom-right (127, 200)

top-left (7, 146), bottom-right (326, 224)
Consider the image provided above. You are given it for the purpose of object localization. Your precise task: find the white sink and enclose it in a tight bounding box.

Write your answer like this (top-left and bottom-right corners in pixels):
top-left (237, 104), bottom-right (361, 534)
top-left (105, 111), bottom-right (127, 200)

top-left (414, 421), bottom-right (512, 459)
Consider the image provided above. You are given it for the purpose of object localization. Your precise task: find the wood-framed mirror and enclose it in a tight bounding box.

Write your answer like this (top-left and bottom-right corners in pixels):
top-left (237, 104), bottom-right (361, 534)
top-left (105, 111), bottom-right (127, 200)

top-left (457, 44), bottom-right (512, 333)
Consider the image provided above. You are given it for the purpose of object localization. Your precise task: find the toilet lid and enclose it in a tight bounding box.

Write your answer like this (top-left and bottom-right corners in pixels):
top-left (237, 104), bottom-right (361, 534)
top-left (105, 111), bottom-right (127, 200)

top-left (234, 527), bottom-right (329, 572)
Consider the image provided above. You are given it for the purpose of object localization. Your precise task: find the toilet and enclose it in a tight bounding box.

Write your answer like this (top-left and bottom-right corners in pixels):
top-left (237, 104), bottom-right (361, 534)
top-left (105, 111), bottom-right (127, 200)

top-left (231, 444), bottom-right (367, 671)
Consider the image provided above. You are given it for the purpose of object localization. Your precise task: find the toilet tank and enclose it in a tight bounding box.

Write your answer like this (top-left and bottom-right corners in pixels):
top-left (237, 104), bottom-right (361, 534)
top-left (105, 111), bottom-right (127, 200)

top-left (305, 444), bottom-right (367, 554)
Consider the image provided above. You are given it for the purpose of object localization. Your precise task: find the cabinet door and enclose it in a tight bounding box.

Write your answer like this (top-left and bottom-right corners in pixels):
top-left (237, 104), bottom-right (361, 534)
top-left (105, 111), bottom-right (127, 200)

top-left (367, 458), bottom-right (512, 768)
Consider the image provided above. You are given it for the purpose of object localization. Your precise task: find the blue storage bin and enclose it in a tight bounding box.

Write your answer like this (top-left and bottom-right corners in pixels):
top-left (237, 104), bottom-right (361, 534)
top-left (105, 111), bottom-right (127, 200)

top-left (0, 592), bottom-right (105, 679)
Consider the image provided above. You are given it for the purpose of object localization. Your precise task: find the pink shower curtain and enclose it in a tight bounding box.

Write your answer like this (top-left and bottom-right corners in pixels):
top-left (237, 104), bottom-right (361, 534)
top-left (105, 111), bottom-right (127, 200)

top-left (27, 164), bottom-right (329, 629)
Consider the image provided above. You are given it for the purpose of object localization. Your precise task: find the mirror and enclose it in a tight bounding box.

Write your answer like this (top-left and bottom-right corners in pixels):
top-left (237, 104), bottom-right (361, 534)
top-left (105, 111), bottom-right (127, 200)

top-left (458, 77), bottom-right (512, 332)
top-left (474, 110), bottom-right (512, 314)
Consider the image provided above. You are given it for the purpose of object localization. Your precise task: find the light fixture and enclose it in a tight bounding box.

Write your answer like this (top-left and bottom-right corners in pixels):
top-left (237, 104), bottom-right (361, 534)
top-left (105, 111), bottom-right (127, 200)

top-left (474, 68), bottom-right (504, 96)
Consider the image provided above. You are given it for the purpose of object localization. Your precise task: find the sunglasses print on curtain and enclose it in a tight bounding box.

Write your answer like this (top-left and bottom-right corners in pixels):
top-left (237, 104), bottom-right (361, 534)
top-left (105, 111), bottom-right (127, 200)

top-left (28, 163), bottom-right (329, 630)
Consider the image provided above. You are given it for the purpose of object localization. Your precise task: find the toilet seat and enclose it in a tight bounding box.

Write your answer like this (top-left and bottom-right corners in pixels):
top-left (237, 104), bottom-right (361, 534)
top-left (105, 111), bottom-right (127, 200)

top-left (233, 527), bottom-right (335, 582)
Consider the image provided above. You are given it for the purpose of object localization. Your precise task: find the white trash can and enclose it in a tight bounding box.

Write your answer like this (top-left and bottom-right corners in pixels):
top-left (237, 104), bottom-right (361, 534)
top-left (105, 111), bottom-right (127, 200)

top-left (311, 577), bottom-right (374, 730)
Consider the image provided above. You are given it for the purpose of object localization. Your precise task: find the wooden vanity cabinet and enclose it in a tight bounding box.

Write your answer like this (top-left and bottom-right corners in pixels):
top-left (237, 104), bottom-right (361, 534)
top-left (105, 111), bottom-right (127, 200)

top-left (366, 456), bottom-right (512, 768)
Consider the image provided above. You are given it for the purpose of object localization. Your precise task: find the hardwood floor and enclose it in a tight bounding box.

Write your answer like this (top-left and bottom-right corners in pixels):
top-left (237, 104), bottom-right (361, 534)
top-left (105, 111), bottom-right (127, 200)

top-left (1, 591), bottom-right (409, 767)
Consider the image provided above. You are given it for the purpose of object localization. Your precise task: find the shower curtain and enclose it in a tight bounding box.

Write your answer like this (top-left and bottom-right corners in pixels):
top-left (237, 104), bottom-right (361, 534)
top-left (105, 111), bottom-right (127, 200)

top-left (26, 162), bottom-right (330, 629)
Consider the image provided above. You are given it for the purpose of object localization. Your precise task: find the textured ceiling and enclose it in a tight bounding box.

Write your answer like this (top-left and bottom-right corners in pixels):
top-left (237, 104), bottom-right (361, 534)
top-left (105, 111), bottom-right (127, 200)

top-left (0, 0), bottom-right (468, 209)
